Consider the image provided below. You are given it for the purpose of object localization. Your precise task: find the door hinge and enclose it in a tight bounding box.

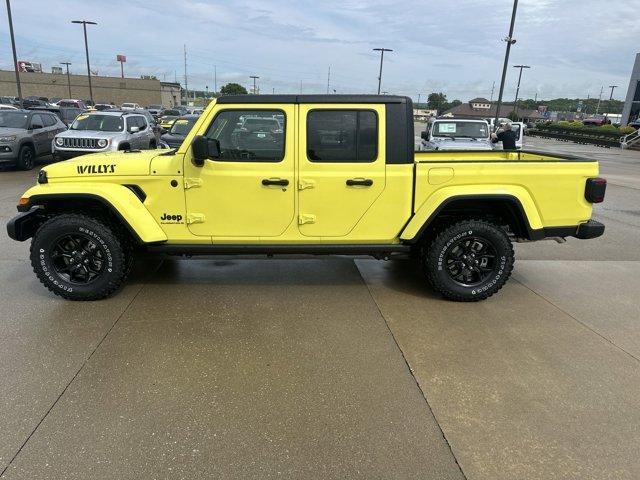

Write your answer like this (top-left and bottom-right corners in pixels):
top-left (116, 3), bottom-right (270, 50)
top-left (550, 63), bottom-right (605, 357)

top-left (186, 213), bottom-right (206, 225)
top-left (298, 179), bottom-right (316, 190)
top-left (184, 178), bottom-right (203, 189)
top-left (298, 214), bottom-right (316, 225)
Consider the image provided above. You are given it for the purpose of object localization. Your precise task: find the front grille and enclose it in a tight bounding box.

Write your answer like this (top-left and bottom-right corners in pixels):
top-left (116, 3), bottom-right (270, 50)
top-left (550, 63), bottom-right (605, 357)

top-left (61, 137), bottom-right (102, 149)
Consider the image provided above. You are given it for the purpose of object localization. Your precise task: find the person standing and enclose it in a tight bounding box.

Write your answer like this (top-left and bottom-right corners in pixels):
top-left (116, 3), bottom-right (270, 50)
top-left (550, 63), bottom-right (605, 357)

top-left (491, 122), bottom-right (517, 150)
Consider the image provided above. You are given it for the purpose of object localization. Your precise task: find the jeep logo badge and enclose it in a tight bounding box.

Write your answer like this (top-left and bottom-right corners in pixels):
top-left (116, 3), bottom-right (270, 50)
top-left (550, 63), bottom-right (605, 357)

top-left (160, 213), bottom-right (183, 224)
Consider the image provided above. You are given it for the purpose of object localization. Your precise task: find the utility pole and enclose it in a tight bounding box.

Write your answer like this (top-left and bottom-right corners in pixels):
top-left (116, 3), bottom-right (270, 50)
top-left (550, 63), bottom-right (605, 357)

top-left (300, 80), bottom-right (303, 94)
top-left (214, 65), bottom-right (217, 94)
top-left (417, 93), bottom-right (421, 107)
top-left (272, 87), bottom-right (275, 94)
top-left (490, 81), bottom-right (496, 103)
top-left (61, 62), bottom-right (72, 97)
top-left (584, 93), bottom-right (589, 114)
top-left (5, 0), bottom-right (22, 107)
top-left (250, 75), bottom-right (259, 94)
top-left (604, 85), bottom-right (618, 121)
top-left (595, 85), bottom-right (604, 114)
top-left (326, 65), bottom-right (331, 94)
top-left (71, 20), bottom-right (97, 104)
top-left (373, 47), bottom-right (393, 94)
top-left (183, 44), bottom-right (188, 104)
top-left (512, 64), bottom-right (530, 117)
top-left (494, 0), bottom-right (518, 127)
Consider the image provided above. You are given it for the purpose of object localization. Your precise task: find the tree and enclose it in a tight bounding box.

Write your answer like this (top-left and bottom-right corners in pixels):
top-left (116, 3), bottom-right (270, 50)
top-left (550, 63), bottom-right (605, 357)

top-left (507, 110), bottom-right (519, 122)
top-left (220, 83), bottom-right (247, 95)
top-left (427, 92), bottom-right (447, 110)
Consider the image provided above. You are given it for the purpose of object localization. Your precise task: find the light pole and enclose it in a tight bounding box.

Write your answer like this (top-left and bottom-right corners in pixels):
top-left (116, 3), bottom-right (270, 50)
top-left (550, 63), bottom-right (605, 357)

top-left (71, 20), bottom-right (97, 104)
top-left (61, 62), bottom-right (72, 97)
top-left (512, 64), bottom-right (530, 117)
top-left (373, 47), bottom-right (393, 95)
top-left (250, 75), bottom-right (259, 94)
top-left (5, 0), bottom-right (22, 107)
top-left (604, 85), bottom-right (618, 122)
top-left (494, 0), bottom-right (518, 127)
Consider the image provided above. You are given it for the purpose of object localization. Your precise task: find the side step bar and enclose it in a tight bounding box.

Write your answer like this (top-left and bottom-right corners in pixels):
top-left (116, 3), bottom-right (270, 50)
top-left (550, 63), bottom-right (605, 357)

top-left (147, 244), bottom-right (411, 257)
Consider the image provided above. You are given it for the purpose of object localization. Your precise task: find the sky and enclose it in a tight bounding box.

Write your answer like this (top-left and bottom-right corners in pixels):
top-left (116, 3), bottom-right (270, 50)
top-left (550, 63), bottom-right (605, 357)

top-left (1, 0), bottom-right (639, 102)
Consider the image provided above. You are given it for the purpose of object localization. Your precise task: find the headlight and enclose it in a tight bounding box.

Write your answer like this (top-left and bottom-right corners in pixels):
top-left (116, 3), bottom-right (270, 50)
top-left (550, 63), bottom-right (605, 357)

top-left (97, 139), bottom-right (108, 148)
top-left (55, 137), bottom-right (64, 146)
top-left (0, 135), bottom-right (16, 142)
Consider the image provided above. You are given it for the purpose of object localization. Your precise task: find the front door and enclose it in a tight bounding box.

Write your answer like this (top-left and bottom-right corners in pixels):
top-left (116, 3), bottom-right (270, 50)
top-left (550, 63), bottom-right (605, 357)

top-left (297, 105), bottom-right (385, 237)
top-left (184, 106), bottom-right (295, 238)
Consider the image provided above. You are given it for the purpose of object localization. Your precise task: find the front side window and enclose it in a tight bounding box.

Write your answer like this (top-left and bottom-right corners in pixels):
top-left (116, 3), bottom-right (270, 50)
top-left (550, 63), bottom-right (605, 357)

top-left (71, 114), bottom-right (124, 132)
top-left (205, 110), bottom-right (285, 162)
top-left (306, 110), bottom-right (377, 162)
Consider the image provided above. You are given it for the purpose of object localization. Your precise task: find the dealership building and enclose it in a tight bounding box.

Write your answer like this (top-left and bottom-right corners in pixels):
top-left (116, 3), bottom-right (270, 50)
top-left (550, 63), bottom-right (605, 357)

top-left (0, 69), bottom-right (182, 107)
top-left (621, 53), bottom-right (640, 125)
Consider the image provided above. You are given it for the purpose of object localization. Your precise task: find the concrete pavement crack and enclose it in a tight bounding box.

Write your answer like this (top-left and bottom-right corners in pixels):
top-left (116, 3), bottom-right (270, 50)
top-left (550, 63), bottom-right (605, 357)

top-left (354, 261), bottom-right (469, 480)
top-left (0, 259), bottom-right (164, 478)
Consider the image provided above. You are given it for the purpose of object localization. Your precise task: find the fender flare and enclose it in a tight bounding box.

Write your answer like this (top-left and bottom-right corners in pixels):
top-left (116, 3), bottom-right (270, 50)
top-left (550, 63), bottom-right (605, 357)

top-left (21, 183), bottom-right (167, 244)
top-left (400, 186), bottom-right (543, 242)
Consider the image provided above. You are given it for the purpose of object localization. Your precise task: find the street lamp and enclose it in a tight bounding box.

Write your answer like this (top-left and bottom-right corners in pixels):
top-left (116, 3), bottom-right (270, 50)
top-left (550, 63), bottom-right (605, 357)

top-left (373, 48), bottom-right (393, 95)
top-left (61, 62), bottom-right (72, 97)
top-left (249, 75), bottom-right (259, 94)
top-left (512, 64), bottom-right (530, 117)
top-left (71, 20), bottom-right (97, 104)
top-left (494, 0), bottom-right (519, 127)
top-left (5, 0), bottom-right (23, 107)
top-left (604, 85), bottom-right (618, 122)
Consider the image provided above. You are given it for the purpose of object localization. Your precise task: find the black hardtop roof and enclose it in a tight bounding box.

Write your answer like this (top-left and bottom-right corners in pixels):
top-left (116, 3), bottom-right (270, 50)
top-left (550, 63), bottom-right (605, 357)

top-left (216, 94), bottom-right (410, 105)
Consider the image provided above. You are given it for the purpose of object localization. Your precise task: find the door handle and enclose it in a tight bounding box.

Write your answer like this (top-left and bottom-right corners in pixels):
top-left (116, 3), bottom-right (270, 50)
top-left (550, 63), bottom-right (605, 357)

top-left (262, 178), bottom-right (289, 186)
top-left (346, 178), bottom-right (373, 187)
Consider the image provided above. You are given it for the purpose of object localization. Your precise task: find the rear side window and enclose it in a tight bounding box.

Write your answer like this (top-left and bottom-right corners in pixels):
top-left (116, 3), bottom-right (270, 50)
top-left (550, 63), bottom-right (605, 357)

top-left (204, 109), bottom-right (285, 162)
top-left (43, 114), bottom-right (57, 127)
top-left (306, 110), bottom-right (377, 162)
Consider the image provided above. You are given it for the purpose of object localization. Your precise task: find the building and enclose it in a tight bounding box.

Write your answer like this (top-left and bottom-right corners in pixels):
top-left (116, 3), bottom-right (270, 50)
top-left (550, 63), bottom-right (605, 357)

top-left (413, 108), bottom-right (438, 121)
top-left (443, 97), bottom-right (544, 123)
top-left (621, 52), bottom-right (640, 125)
top-left (160, 82), bottom-right (182, 108)
top-left (0, 69), bottom-right (179, 106)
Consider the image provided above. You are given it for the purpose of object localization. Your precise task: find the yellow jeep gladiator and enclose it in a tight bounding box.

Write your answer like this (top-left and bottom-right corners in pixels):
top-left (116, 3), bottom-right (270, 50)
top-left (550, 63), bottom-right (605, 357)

top-left (6, 95), bottom-right (606, 301)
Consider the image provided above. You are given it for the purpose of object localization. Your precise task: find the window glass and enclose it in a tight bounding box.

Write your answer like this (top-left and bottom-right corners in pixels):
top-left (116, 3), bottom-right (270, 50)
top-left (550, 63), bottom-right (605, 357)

top-left (205, 110), bottom-right (285, 162)
top-left (30, 114), bottom-right (44, 129)
top-left (306, 110), bottom-right (377, 162)
top-left (432, 121), bottom-right (488, 138)
top-left (43, 114), bottom-right (57, 127)
top-left (72, 114), bottom-right (124, 132)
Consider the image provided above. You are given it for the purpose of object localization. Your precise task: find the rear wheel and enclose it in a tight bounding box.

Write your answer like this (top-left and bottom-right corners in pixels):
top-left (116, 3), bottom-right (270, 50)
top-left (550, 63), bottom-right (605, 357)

top-left (17, 144), bottom-right (35, 170)
top-left (422, 219), bottom-right (514, 301)
top-left (30, 214), bottom-right (128, 300)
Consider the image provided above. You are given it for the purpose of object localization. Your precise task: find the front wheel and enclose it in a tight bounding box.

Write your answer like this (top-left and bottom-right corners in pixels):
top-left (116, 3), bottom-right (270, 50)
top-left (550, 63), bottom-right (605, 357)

top-left (422, 220), bottom-right (514, 301)
top-left (30, 214), bottom-right (128, 300)
top-left (17, 144), bottom-right (35, 170)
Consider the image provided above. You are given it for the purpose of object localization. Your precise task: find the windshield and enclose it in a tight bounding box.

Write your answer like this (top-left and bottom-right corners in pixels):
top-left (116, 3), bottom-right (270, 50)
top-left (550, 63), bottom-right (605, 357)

top-left (0, 111), bottom-right (29, 128)
top-left (170, 117), bottom-right (196, 135)
top-left (149, 105), bottom-right (162, 110)
top-left (242, 118), bottom-right (281, 131)
top-left (432, 121), bottom-right (488, 138)
top-left (71, 114), bottom-right (124, 132)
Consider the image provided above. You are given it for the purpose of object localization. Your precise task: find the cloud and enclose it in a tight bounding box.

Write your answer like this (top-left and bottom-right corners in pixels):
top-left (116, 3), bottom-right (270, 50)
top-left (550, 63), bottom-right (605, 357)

top-left (0, 0), bottom-right (636, 100)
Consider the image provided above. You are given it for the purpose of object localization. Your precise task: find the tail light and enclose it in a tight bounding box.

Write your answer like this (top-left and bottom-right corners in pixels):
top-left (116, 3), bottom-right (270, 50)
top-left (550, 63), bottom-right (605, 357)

top-left (585, 177), bottom-right (606, 203)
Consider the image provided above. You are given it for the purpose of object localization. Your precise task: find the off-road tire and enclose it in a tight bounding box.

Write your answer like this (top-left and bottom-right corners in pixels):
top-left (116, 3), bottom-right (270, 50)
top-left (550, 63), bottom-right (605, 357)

top-left (30, 214), bottom-right (127, 300)
top-left (422, 219), bottom-right (514, 301)
top-left (17, 144), bottom-right (36, 170)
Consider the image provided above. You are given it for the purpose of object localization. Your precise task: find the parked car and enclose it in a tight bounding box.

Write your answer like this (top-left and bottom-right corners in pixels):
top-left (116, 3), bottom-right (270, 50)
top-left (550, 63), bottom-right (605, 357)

top-left (420, 119), bottom-right (492, 151)
top-left (185, 107), bottom-right (204, 115)
top-left (0, 104), bottom-right (18, 110)
top-left (147, 105), bottom-right (164, 117)
top-left (121, 102), bottom-right (141, 110)
top-left (583, 115), bottom-right (612, 126)
top-left (0, 109), bottom-right (66, 170)
top-left (22, 98), bottom-right (48, 109)
top-left (57, 99), bottom-right (87, 109)
top-left (158, 109), bottom-right (181, 131)
top-left (0, 96), bottom-right (20, 107)
top-left (26, 105), bottom-right (82, 127)
top-left (628, 119), bottom-right (640, 130)
top-left (52, 111), bottom-right (157, 159)
top-left (7, 95), bottom-right (606, 301)
top-left (491, 122), bottom-right (525, 150)
top-left (160, 114), bottom-right (199, 148)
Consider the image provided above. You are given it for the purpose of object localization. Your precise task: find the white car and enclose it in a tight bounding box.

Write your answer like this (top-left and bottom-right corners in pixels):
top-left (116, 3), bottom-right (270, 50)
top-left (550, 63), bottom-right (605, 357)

top-left (420, 119), bottom-right (493, 151)
top-left (492, 122), bottom-right (525, 150)
top-left (0, 104), bottom-right (18, 110)
top-left (121, 102), bottom-right (141, 110)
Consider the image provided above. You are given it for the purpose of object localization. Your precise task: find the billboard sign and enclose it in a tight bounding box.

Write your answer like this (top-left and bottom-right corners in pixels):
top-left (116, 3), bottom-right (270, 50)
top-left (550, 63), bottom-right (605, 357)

top-left (116, 54), bottom-right (126, 62)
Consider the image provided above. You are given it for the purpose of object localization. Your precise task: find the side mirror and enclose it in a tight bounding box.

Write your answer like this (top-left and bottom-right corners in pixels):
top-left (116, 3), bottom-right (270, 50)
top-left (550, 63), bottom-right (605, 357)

top-left (191, 135), bottom-right (220, 166)
top-left (420, 131), bottom-right (429, 140)
top-left (129, 126), bottom-right (140, 133)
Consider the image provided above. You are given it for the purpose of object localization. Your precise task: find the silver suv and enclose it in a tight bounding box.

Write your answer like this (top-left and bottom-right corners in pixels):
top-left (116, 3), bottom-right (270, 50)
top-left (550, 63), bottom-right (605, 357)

top-left (52, 111), bottom-right (157, 159)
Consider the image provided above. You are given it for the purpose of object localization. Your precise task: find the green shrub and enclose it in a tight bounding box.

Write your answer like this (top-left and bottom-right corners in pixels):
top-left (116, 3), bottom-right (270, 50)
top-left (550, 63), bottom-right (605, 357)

top-left (619, 126), bottom-right (636, 135)
top-left (599, 124), bottom-right (618, 133)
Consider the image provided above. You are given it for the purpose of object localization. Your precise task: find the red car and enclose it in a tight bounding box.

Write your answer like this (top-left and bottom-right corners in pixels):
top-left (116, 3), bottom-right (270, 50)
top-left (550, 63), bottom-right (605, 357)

top-left (583, 116), bottom-right (612, 126)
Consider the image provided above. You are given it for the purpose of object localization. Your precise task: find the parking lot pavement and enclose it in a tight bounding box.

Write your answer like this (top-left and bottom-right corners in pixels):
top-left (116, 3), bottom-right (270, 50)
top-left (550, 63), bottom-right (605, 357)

top-left (1, 136), bottom-right (639, 479)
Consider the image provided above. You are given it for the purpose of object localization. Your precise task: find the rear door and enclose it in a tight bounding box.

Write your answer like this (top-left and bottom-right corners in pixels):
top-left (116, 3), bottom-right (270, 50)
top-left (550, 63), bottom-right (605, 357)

top-left (28, 114), bottom-right (48, 155)
top-left (297, 105), bottom-right (385, 237)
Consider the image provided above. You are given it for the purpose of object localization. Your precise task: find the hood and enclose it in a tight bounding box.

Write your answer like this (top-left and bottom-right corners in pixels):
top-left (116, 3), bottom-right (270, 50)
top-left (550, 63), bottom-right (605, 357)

top-left (56, 129), bottom-right (123, 140)
top-left (42, 149), bottom-right (161, 179)
top-left (0, 127), bottom-right (27, 137)
top-left (429, 138), bottom-right (493, 151)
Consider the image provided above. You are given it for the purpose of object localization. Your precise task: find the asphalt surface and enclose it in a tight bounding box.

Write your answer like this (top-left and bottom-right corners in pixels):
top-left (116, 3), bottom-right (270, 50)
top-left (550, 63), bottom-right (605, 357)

top-left (1, 138), bottom-right (639, 479)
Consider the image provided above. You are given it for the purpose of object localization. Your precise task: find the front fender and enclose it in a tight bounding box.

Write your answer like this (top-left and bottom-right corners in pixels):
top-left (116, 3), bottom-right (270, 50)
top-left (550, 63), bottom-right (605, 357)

top-left (21, 183), bottom-right (167, 243)
top-left (400, 185), bottom-right (543, 241)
